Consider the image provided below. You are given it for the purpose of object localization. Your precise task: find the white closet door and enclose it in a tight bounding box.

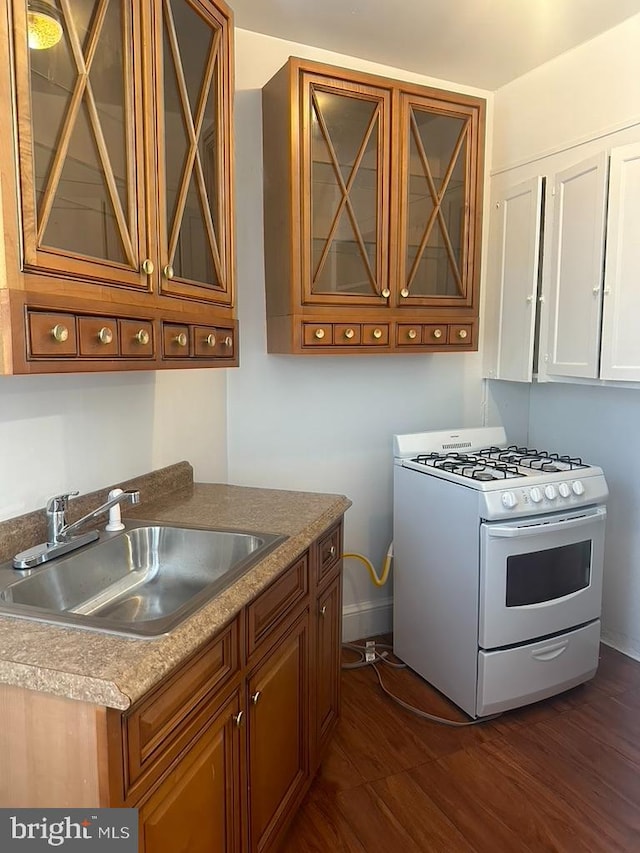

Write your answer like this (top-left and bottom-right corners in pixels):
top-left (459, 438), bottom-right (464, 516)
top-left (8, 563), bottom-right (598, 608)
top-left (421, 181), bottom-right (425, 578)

top-left (600, 143), bottom-right (640, 381)
top-left (493, 177), bottom-right (543, 382)
top-left (545, 153), bottom-right (608, 379)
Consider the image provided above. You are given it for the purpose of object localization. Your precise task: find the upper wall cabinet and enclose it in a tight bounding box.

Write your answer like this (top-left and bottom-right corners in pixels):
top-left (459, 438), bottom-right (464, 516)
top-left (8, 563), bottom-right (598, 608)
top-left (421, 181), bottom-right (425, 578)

top-left (484, 142), bottom-right (640, 385)
top-left (262, 58), bottom-right (486, 355)
top-left (0, 0), bottom-right (236, 374)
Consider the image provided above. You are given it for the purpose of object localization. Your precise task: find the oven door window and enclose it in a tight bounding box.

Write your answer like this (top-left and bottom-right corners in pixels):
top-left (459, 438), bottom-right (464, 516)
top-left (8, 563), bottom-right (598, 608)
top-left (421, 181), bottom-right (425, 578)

top-left (506, 540), bottom-right (592, 606)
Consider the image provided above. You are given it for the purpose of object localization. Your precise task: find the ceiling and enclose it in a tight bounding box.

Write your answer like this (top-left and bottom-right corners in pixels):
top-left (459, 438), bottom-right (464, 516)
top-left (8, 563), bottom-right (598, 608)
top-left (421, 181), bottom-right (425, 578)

top-left (229, 0), bottom-right (640, 90)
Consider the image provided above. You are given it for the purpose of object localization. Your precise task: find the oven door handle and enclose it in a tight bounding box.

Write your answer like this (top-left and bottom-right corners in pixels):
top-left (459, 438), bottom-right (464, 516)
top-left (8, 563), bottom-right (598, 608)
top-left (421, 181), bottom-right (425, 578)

top-left (487, 507), bottom-right (606, 538)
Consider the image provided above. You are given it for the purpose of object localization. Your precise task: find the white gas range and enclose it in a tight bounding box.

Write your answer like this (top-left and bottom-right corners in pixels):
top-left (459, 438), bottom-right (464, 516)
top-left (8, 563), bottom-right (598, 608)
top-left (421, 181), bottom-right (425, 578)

top-left (392, 426), bottom-right (608, 718)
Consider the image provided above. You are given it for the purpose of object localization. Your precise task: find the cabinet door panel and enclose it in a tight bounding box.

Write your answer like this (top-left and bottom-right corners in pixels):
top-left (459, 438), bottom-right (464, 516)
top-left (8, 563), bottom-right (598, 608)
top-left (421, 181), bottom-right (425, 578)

top-left (315, 575), bottom-right (342, 762)
top-left (600, 143), bottom-right (640, 381)
top-left (248, 613), bottom-right (308, 852)
top-left (545, 153), bottom-right (608, 379)
top-left (13, 0), bottom-right (147, 288)
top-left (156, 0), bottom-right (233, 306)
top-left (139, 691), bottom-right (242, 853)
top-left (491, 177), bottom-right (543, 383)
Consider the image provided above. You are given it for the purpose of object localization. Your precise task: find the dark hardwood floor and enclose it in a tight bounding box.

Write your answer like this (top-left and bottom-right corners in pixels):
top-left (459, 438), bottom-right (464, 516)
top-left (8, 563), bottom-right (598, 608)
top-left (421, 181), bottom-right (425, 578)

top-left (283, 641), bottom-right (640, 852)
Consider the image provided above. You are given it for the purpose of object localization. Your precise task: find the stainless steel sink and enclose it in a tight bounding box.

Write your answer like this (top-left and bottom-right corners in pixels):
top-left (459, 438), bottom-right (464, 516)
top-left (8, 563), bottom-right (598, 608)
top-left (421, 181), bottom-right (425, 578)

top-left (0, 522), bottom-right (285, 638)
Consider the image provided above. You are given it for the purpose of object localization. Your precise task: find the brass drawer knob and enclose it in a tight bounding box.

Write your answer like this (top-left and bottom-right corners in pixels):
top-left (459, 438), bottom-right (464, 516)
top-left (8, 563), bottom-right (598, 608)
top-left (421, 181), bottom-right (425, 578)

top-left (408, 329), bottom-right (418, 340)
top-left (174, 332), bottom-right (188, 347)
top-left (163, 264), bottom-right (174, 279)
top-left (433, 328), bottom-right (443, 339)
top-left (344, 328), bottom-right (355, 340)
top-left (319, 605), bottom-right (327, 617)
top-left (373, 328), bottom-right (383, 340)
top-left (51, 324), bottom-right (69, 343)
top-left (251, 691), bottom-right (261, 705)
top-left (135, 329), bottom-right (150, 346)
top-left (142, 258), bottom-right (154, 275)
top-left (314, 328), bottom-right (325, 340)
top-left (232, 710), bottom-right (244, 727)
top-left (205, 333), bottom-right (217, 347)
top-left (381, 288), bottom-right (390, 298)
top-left (224, 336), bottom-right (233, 348)
top-left (98, 327), bottom-right (113, 345)
top-left (400, 288), bottom-right (409, 298)
top-left (458, 328), bottom-right (468, 340)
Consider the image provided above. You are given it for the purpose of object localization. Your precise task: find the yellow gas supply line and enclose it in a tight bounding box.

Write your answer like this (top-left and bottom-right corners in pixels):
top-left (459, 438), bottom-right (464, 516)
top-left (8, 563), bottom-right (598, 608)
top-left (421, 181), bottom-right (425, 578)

top-left (342, 543), bottom-right (393, 587)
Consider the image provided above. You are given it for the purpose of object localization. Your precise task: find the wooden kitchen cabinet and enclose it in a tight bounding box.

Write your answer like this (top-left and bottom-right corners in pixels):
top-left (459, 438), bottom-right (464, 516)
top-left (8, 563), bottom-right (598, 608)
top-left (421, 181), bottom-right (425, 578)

top-left (0, 0), bottom-right (236, 373)
top-left (262, 57), bottom-right (485, 354)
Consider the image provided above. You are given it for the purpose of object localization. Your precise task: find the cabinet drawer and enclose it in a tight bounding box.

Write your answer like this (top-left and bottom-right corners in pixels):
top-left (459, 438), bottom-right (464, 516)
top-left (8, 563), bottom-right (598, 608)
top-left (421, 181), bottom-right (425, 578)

top-left (396, 324), bottom-right (423, 346)
top-left (193, 326), bottom-right (235, 358)
top-left (248, 555), bottom-right (309, 656)
top-left (119, 320), bottom-right (154, 358)
top-left (334, 324), bottom-right (361, 345)
top-left (423, 324), bottom-right (448, 345)
top-left (317, 522), bottom-right (342, 585)
top-left (162, 324), bottom-right (191, 357)
top-left (303, 323), bottom-right (333, 346)
top-left (449, 323), bottom-right (473, 346)
top-left (124, 618), bottom-right (240, 795)
top-left (78, 316), bottom-right (119, 356)
top-left (362, 323), bottom-right (389, 345)
top-left (27, 311), bottom-right (77, 357)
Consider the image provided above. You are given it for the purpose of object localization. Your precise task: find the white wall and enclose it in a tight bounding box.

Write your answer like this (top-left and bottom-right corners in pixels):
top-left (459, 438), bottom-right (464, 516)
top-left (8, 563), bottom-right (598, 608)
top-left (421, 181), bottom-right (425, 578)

top-left (228, 30), bottom-right (494, 640)
top-left (490, 12), bottom-right (640, 659)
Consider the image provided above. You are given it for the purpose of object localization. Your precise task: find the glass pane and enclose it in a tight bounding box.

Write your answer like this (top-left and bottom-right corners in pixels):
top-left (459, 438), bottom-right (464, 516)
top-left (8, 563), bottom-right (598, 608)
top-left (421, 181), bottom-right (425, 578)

top-left (405, 108), bottom-right (467, 298)
top-left (42, 100), bottom-right (126, 263)
top-left (173, 172), bottom-right (213, 283)
top-left (310, 91), bottom-right (379, 295)
top-left (170, 0), bottom-right (212, 115)
top-left (506, 541), bottom-right (592, 607)
top-left (163, 24), bottom-right (189, 230)
top-left (198, 52), bottom-right (220, 281)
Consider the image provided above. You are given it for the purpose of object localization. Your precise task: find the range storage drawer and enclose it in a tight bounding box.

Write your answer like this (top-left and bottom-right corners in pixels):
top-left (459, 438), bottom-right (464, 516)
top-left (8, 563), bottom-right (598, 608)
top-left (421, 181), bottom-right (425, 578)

top-left (476, 620), bottom-right (601, 717)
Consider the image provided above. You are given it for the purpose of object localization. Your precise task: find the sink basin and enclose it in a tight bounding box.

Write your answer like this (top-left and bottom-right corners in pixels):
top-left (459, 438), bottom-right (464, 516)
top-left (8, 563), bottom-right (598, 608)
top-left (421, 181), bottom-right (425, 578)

top-left (0, 523), bottom-right (285, 638)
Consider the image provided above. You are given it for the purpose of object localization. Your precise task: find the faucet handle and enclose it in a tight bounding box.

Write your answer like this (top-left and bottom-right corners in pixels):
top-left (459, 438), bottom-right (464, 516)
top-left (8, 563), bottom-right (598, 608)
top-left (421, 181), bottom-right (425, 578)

top-left (46, 491), bottom-right (79, 514)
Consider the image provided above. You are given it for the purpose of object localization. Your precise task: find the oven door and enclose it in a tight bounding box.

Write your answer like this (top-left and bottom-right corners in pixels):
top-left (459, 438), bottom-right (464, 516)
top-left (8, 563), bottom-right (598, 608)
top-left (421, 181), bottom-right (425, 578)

top-left (479, 505), bottom-right (606, 649)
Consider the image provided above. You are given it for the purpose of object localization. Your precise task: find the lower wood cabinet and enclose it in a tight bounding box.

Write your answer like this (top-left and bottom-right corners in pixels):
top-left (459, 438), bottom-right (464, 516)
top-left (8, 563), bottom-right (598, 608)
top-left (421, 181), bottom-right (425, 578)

top-left (314, 574), bottom-right (342, 762)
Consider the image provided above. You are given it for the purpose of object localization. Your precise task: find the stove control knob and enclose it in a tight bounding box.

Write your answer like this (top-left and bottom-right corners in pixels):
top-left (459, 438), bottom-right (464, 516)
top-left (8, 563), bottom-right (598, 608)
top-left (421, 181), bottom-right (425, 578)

top-left (572, 480), bottom-right (585, 496)
top-left (501, 491), bottom-right (518, 509)
top-left (530, 487), bottom-right (543, 503)
top-left (558, 482), bottom-right (571, 498)
top-left (544, 484), bottom-right (557, 500)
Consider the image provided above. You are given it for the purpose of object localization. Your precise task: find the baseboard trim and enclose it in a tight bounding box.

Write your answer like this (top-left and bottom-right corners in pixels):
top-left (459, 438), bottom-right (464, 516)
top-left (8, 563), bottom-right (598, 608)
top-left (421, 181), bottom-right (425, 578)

top-left (341, 597), bottom-right (393, 643)
top-left (600, 631), bottom-right (640, 663)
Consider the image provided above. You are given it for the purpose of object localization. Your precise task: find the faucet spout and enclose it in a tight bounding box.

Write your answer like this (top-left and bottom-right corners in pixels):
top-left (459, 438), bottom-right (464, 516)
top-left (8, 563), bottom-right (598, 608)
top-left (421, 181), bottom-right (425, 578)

top-left (59, 490), bottom-right (140, 540)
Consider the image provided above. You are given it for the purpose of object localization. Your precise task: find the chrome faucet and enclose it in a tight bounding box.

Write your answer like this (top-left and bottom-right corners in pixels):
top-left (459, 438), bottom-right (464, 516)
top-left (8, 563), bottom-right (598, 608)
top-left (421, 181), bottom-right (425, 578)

top-left (12, 489), bottom-right (140, 570)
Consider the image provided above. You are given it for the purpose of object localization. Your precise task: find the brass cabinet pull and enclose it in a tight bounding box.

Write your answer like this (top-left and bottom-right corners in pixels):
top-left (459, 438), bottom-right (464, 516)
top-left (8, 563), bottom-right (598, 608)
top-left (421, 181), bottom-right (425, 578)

top-left (135, 329), bottom-right (150, 345)
top-left (163, 264), bottom-right (174, 279)
top-left (433, 328), bottom-right (443, 339)
top-left (458, 329), bottom-right (468, 340)
top-left (251, 691), bottom-right (261, 706)
top-left (344, 328), bottom-right (355, 340)
top-left (381, 288), bottom-right (390, 298)
top-left (98, 327), bottom-right (113, 345)
top-left (51, 324), bottom-right (69, 343)
top-left (400, 288), bottom-right (409, 298)
top-left (224, 336), bottom-right (233, 348)
top-left (319, 605), bottom-right (327, 617)
top-left (373, 328), bottom-right (383, 340)
top-left (232, 710), bottom-right (244, 727)
top-left (174, 332), bottom-right (188, 347)
top-left (142, 258), bottom-right (154, 275)
top-left (205, 333), bottom-right (217, 347)
top-left (314, 328), bottom-right (325, 340)
top-left (408, 328), bottom-right (418, 340)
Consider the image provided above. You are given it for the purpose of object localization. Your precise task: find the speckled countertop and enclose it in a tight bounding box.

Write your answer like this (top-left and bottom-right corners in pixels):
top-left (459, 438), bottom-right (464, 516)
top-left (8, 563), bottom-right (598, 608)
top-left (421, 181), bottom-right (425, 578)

top-left (0, 463), bottom-right (350, 710)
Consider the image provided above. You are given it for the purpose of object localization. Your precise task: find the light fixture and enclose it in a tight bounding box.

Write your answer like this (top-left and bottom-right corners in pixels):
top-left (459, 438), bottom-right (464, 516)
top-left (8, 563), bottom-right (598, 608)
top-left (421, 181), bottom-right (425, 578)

top-left (27, 0), bottom-right (63, 50)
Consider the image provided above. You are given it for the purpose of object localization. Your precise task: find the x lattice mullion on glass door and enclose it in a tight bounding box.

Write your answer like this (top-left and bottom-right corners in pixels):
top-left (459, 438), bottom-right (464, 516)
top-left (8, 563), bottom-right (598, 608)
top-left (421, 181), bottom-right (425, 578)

top-left (311, 89), bottom-right (380, 295)
top-left (163, 0), bottom-right (223, 284)
top-left (405, 110), bottom-right (469, 296)
top-left (37, 0), bottom-right (136, 265)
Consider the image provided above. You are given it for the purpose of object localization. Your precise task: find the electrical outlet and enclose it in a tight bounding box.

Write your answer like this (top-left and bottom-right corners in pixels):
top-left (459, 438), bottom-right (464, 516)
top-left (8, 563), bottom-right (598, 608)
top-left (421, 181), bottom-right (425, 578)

top-left (365, 639), bottom-right (376, 663)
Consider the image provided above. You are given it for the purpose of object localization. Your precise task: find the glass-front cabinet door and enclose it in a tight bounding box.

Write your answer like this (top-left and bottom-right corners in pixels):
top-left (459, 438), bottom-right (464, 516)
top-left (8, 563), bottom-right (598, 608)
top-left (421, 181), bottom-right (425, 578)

top-left (13, 0), bottom-right (148, 289)
top-left (155, 0), bottom-right (233, 305)
top-left (396, 94), bottom-right (481, 308)
top-left (301, 75), bottom-right (391, 305)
